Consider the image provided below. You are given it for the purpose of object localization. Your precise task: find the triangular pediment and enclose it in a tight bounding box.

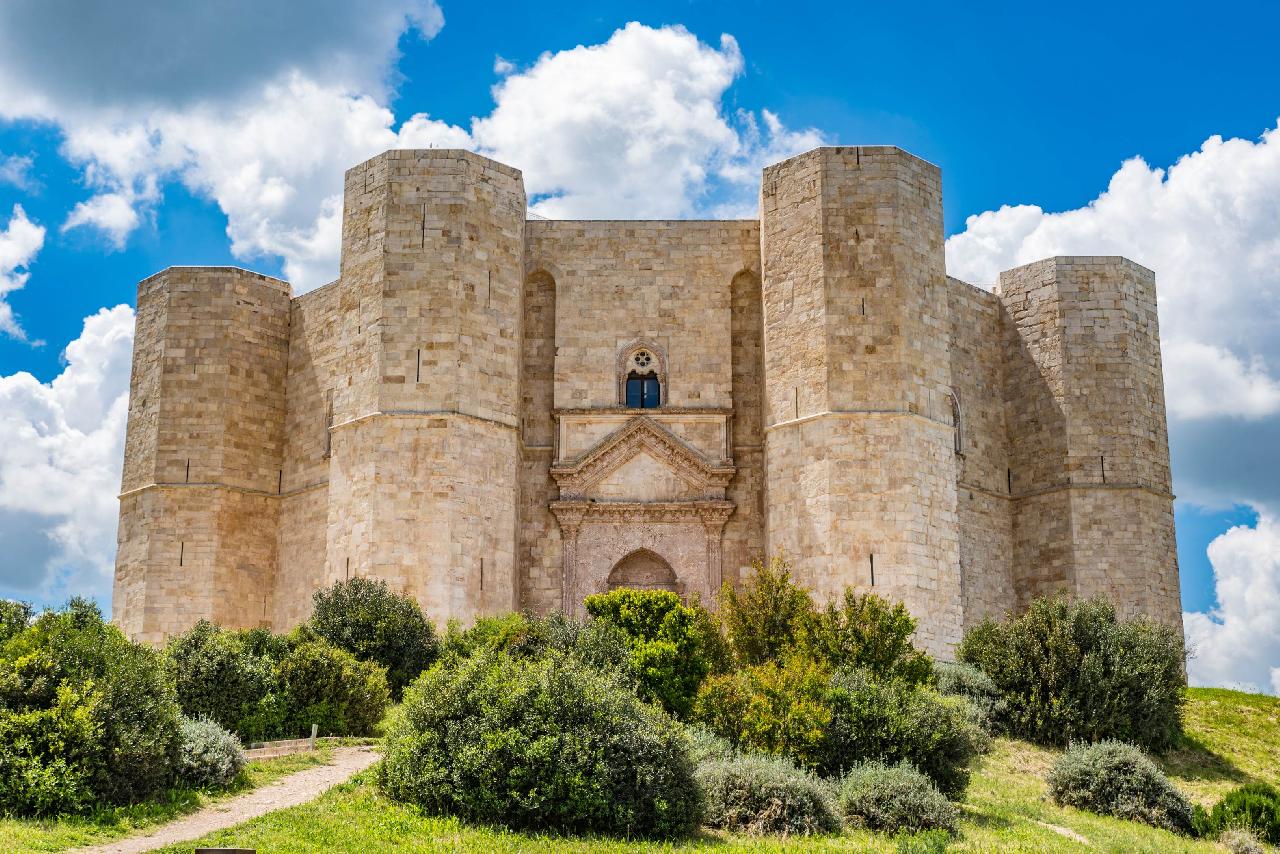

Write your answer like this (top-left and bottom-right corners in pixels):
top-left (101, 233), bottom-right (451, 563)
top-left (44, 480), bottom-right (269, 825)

top-left (551, 416), bottom-right (734, 501)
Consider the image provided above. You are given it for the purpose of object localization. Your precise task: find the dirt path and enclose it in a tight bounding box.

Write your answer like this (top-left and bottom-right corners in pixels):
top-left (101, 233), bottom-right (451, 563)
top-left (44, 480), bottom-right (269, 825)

top-left (76, 746), bottom-right (379, 854)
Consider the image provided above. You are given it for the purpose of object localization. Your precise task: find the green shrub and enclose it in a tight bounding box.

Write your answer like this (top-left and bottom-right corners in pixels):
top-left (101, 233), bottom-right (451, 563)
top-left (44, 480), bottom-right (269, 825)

top-left (694, 660), bottom-right (979, 797)
top-left (309, 577), bottom-right (438, 700)
top-left (175, 716), bottom-right (245, 790)
top-left (958, 596), bottom-right (1185, 751)
top-left (0, 678), bottom-right (100, 815)
top-left (686, 725), bottom-right (737, 764)
top-left (719, 557), bottom-right (815, 666)
top-left (1196, 783), bottom-right (1280, 843)
top-left (934, 661), bottom-right (1005, 734)
top-left (165, 621), bottom-right (283, 742)
top-left (800, 590), bottom-right (933, 686)
top-left (697, 753), bottom-right (840, 836)
top-left (0, 599), bottom-right (32, 645)
top-left (0, 602), bottom-right (181, 811)
top-left (693, 654), bottom-right (831, 767)
top-left (438, 613), bottom-right (637, 688)
top-left (583, 589), bottom-right (715, 717)
top-left (1047, 740), bottom-right (1194, 833)
top-left (278, 637), bottom-right (389, 737)
top-left (823, 669), bottom-right (982, 798)
top-left (837, 760), bottom-right (958, 834)
top-left (379, 650), bottom-right (701, 839)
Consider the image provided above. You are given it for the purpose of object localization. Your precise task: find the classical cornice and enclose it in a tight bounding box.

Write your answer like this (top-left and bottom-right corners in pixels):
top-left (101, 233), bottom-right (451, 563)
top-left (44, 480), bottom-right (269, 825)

top-left (550, 499), bottom-right (734, 527)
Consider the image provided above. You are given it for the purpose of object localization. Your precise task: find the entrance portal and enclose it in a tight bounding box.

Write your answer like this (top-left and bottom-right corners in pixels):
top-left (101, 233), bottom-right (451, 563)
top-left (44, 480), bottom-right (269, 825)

top-left (607, 549), bottom-right (679, 593)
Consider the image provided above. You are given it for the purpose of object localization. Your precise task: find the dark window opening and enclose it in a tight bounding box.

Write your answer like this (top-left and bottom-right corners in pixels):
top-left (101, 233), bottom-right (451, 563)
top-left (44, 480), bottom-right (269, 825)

top-left (626, 372), bottom-right (661, 408)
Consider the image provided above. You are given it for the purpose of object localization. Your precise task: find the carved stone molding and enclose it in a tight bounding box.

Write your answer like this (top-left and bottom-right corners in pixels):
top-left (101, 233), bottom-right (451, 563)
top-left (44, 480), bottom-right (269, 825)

top-left (551, 415), bottom-right (734, 500)
top-left (550, 498), bottom-right (735, 615)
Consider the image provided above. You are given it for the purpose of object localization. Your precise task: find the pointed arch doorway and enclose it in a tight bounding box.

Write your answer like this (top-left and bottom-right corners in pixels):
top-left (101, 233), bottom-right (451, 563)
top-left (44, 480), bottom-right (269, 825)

top-left (607, 548), bottom-right (679, 594)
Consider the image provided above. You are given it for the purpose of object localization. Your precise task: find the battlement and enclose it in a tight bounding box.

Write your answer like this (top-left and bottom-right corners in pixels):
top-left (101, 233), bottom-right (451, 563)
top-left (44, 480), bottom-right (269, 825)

top-left (113, 145), bottom-right (1182, 654)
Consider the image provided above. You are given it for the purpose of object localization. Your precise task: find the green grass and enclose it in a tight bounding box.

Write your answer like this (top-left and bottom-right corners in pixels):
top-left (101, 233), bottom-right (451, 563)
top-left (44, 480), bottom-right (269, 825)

top-left (9, 687), bottom-right (1280, 853)
top-left (0, 745), bottom-right (336, 853)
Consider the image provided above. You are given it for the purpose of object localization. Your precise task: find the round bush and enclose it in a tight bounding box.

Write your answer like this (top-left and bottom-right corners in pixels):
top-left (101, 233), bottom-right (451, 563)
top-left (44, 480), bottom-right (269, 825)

top-left (697, 753), bottom-right (840, 836)
top-left (1047, 741), bottom-right (1194, 834)
top-left (164, 621), bottom-right (282, 742)
top-left (837, 761), bottom-right (958, 834)
top-left (934, 661), bottom-right (1005, 734)
top-left (0, 600), bottom-right (182, 813)
top-left (583, 588), bottom-right (715, 718)
top-left (379, 650), bottom-right (701, 839)
top-left (1198, 783), bottom-right (1280, 844)
top-left (278, 637), bottom-right (390, 737)
top-left (823, 668), bottom-right (983, 798)
top-left (958, 596), bottom-right (1186, 751)
top-left (309, 578), bottom-right (438, 700)
top-left (176, 716), bottom-right (246, 790)
top-left (693, 654), bottom-right (831, 767)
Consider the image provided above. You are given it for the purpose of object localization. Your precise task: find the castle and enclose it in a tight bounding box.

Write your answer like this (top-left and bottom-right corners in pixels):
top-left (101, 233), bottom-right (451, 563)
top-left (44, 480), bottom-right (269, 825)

top-left (111, 146), bottom-right (1183, 655)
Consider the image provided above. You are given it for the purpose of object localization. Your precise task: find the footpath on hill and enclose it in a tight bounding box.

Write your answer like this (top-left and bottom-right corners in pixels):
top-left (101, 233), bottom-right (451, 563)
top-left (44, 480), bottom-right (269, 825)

top-left (74, 746), bottom-right (379, 854)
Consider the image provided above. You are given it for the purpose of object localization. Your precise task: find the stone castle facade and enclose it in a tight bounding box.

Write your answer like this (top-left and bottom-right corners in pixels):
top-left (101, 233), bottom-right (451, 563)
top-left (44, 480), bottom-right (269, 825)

top-left (111, 146), bottom-right (1183, 655)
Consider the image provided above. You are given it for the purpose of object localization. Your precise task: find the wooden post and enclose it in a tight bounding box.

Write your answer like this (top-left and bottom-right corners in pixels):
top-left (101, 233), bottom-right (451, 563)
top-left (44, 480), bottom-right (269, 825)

top-left (309, 723), bottom-right (318, 750)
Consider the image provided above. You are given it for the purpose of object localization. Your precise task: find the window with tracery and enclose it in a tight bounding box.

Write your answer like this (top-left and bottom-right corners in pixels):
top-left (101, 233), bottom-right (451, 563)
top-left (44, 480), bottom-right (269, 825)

top-left (623, 348), bottom-right (662, 408)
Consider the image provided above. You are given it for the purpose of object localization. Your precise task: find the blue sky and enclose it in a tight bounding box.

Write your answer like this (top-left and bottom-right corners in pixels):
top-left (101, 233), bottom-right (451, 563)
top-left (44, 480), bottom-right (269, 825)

top-left (0, 0), bottom-right (1277, 691)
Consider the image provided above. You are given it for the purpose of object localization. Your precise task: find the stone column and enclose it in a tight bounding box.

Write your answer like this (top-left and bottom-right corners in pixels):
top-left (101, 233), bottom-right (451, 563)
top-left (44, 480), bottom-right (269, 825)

top-left (699, 505), bottom-right (733, 603)
top-left (553, 505), bottom-right (586, 616)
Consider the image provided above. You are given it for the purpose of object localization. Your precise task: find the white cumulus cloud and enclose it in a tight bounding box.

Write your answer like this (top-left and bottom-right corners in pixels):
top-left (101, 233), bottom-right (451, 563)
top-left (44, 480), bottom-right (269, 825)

top-left (0, 305), bottom-right (134, 605)
top-left (0, 204), bottom-right (45, 340)
top-left (0, 13), bottom-right (821, 291)
top-left (472, 23), bottom-right (822, 219)
top-left (1184, 513), bottom-right (1280, 694)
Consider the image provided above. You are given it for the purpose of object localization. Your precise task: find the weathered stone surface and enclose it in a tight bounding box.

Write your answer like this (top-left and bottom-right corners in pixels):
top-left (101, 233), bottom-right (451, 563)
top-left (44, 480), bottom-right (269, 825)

top-left (112, 146), bottom-right (1182, 657)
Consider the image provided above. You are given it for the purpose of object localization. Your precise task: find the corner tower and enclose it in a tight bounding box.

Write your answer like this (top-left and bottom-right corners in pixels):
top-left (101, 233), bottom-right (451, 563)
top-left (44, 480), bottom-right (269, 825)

top-left (760, 147), bottom-right (962, 654)
top-left (999, 257), bottom-right (1181, 629)
top-left (325, 150), bottom-right (525, 625)
top-left (113, 267), bottom-right (291, 643)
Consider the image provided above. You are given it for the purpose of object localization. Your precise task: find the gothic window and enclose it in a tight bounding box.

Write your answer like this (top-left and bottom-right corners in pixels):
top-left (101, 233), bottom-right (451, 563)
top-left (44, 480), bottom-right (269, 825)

top-left (619, 345), bottom-right (665, 408)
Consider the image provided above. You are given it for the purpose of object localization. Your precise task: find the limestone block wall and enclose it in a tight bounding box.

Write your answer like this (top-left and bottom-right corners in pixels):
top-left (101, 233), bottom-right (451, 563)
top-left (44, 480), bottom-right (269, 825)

top-left (520, 219), bottom-right (760, 613)
top-left (528, 220), bottom-right (758, 411)
top-left (323, 150), bottom-right (525, 627)
top-left (113, 267), bottom-right (291, 643)
top-left (998, 257), bottom-right (1181, 630)
top-left (274, 280), bottom-right (344, 627)
top-left (727, 268), bottom-right (767, 587)
top-left (946, 278), bottom-right (1015, 626)
top-left (762, 147), bottom-right (962, 654)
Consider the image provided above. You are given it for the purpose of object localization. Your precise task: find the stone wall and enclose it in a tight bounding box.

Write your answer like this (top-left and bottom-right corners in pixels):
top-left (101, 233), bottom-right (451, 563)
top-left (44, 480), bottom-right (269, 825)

top-left (324, 150), bottom-right (525, 627)
top-left (999, 257), bottom-right (1181, 631)
top-left (761, 147), bottom-right (962, 655)
top-left (112, 145), bottom-right (1183, 651)
top-left (113, 267), bottom-right (291, 643)
top-left (946, 277), bottom-right (1015, 626)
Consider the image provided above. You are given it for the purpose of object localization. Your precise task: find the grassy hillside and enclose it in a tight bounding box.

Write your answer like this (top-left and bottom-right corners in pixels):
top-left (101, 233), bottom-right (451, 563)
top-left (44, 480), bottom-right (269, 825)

top-left (5, 688), bottom-right (1277, 852)
top-left (141, 687), bottom-right (1279, 854)
top-left (0, 747), bottom-right (337, 853)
